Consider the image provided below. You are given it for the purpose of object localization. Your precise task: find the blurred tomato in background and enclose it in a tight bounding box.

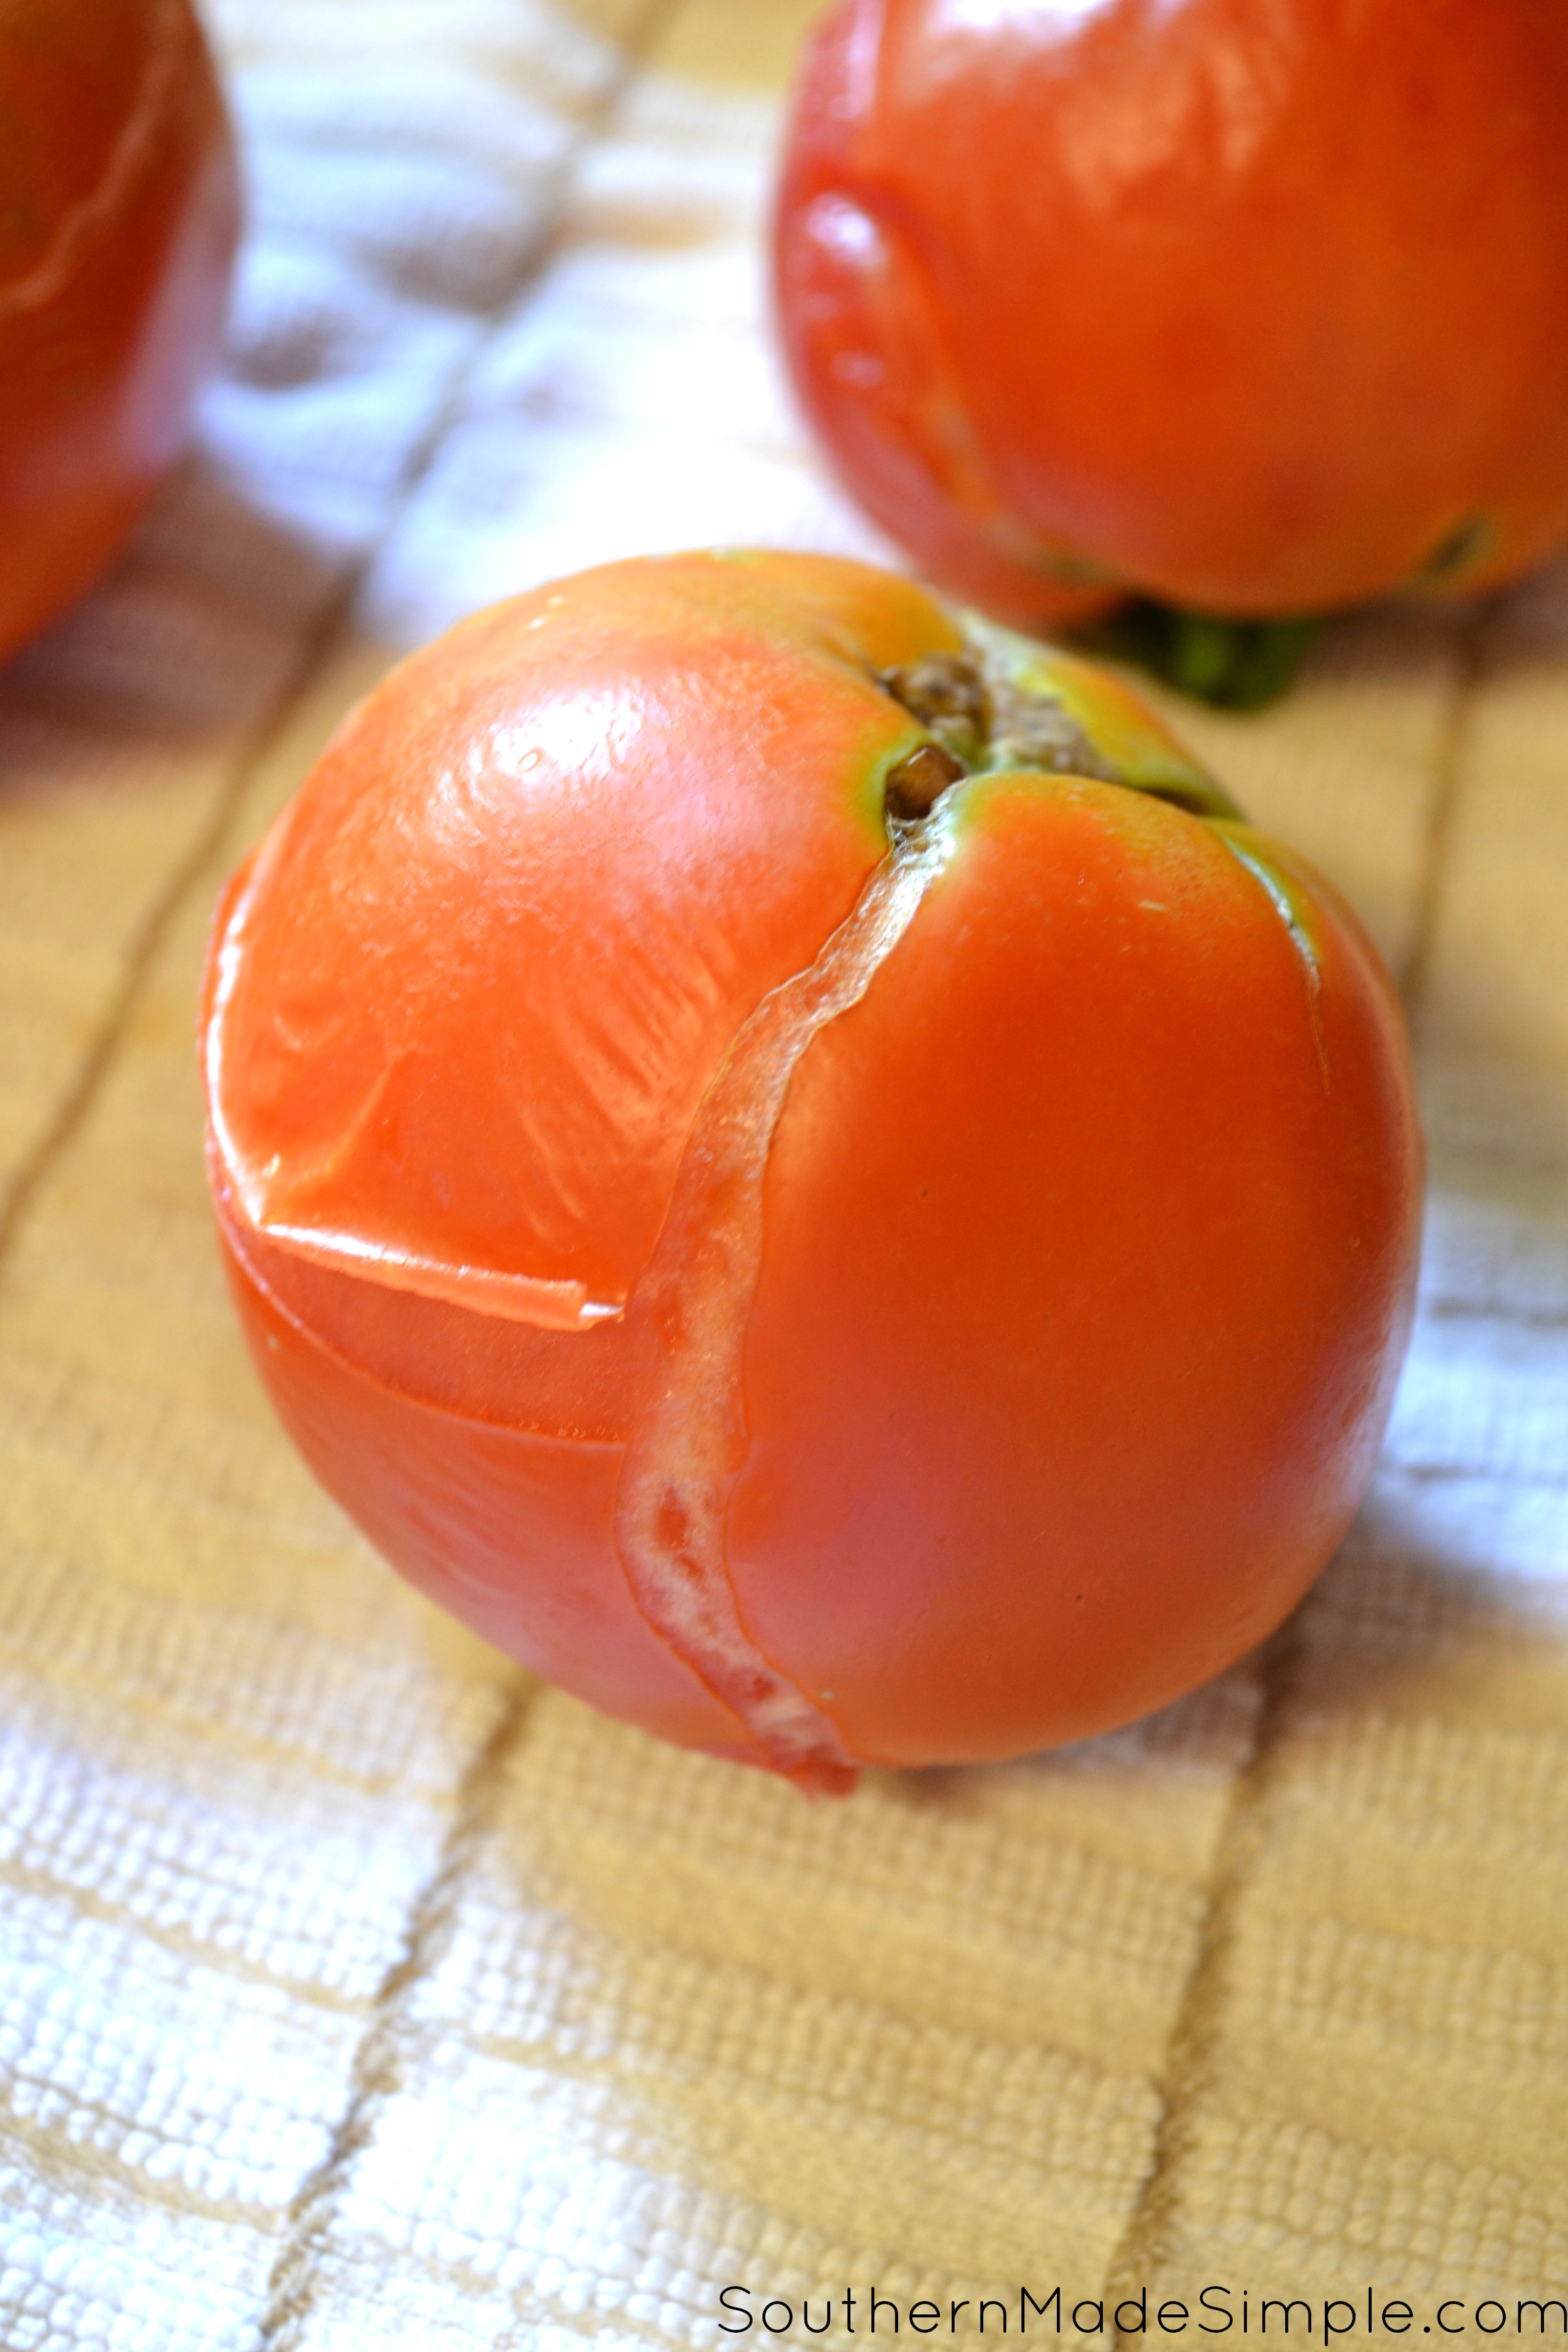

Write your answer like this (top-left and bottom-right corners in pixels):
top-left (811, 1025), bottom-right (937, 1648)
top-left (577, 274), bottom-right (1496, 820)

top-left (0, 0), bottom-right (238, 666)
top-left (775, 0), bottom-right (1568, 641)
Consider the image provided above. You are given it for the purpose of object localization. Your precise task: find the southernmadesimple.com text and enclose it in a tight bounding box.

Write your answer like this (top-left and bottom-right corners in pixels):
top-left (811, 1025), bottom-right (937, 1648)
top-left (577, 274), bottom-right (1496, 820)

top-left (717, 2286), bottom-right (1568, 2339)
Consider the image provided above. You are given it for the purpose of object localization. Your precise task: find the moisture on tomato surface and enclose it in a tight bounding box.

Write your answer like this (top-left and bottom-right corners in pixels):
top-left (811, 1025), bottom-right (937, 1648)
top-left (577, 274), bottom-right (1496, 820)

top-left (0, 0), bottom-right (238, 666)
top-left (773, 0), bottom-right (1568, 634)
top-left (202, 551), bottom-right (1422, 1793)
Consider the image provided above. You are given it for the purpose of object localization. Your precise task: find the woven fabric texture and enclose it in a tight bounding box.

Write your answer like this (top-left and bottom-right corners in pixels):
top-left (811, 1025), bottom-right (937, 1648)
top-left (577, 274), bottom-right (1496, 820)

top-left (0, 1), bottom-right (1563, 2345)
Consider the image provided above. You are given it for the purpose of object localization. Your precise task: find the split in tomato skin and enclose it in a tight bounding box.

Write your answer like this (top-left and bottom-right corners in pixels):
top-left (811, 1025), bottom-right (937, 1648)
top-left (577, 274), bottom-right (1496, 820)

top-left (775, 0), bottom-right (1568, 627)
top-left (203, 550), bottom-right (1422, 1789)
top-left (0, 0), bottom-right (239, 665)
top-left (215, 1211), bottom-right (761, 1763)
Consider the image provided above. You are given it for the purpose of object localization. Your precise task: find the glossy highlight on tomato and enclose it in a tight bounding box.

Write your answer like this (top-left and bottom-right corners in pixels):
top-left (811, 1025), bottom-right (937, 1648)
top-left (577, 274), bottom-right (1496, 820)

top-left (0, 0), bottom-right (238, 666)
top-left (775, 0), bottom-right (1568, 631)
top-left (202, 551), bottom-right (1421, 1791)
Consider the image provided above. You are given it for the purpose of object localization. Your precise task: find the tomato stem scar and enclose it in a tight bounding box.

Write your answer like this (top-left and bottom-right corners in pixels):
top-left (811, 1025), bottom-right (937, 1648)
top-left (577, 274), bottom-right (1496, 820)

top-left (880, 644), bottom-right (1124, 787)
top-left (884, 740), bottom-right (965, 819)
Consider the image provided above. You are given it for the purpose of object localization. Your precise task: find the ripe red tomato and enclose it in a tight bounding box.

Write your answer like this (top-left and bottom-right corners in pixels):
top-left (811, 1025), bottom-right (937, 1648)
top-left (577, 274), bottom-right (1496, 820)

top-left (202, 551), bottom-right (1420, 1791)
top-left (0, 0), bottom-right (238, 666)
top-left (775, 0), bottom-right (1568, 631)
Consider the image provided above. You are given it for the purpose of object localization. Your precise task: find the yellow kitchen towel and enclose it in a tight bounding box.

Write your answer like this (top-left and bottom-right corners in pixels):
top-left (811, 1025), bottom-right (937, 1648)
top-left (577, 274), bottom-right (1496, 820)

top-left (0, 1), bottom-right (1563, 2344)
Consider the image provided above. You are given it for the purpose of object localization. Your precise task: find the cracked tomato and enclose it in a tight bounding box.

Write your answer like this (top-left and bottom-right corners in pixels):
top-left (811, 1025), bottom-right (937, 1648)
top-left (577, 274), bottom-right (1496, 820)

top-left (0, 0), bottom-right (238, 666)
top-left (201, 551), bottom-right (1421, 1791)
top-left (775, 0), bottom-right (1568, 630)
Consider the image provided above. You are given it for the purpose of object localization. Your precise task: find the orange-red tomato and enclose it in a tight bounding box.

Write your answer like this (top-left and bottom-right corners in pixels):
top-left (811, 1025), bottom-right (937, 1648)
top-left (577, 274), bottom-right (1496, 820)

top-left (775, 0), bottom-right (1568, 629)
top-left (202, 551), bottom-right (1421, 1791)
top-left (0, 0), bottom-right (237, 665)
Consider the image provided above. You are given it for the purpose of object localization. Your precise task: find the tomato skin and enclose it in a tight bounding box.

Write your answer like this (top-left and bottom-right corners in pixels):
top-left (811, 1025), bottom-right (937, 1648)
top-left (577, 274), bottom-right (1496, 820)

top-left (729, 781), bottom-right (1417, 1763)
top-left (203, 551), bottom-right (1421, 1784)
top-left (214, 1209), bottom-right (758, 1762)
top-left (775, 0), bottom-right (1568, 625)
top-left (0, 0), bottom-right (238, 665)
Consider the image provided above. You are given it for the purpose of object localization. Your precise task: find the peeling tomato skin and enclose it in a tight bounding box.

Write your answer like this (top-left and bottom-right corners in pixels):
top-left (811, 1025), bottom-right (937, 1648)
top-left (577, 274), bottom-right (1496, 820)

top-left (0, 0), bottom-right (239, 663)
top-left (775, 0), bottom-right (1568, 620)
top-left (217, 1204), bottom-right (765, 1764)
top-left (203, 551), bottom-right (1422, 1780)
top-left (208, 555), bottom-right (946, 1323)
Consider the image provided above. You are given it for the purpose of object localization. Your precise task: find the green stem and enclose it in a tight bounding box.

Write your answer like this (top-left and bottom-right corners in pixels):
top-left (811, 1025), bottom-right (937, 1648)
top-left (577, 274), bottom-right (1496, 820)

top-left (1077, 601), bottom-right (1321, 711)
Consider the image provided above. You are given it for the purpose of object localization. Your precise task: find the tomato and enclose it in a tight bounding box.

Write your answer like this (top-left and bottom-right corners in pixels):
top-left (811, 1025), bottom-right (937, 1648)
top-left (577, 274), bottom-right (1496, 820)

top-left (201, 551), bottom-right (1421, 1792)
top-left (0, 0), bottom-right (238, 666)
top-left (774, 0), bottom-right (1568, 630)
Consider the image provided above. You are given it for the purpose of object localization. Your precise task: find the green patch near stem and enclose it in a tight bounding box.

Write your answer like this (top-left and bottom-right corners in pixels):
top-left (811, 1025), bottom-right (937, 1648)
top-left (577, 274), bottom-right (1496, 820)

top-left (1077, 601), bottom-right (1321, 711)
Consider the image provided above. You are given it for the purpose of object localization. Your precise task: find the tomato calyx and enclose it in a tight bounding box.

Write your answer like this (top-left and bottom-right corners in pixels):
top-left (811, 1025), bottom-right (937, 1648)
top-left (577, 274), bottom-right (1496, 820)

top-left (880, 651), bottom-right (990, 768)
top-left (876, 624), bottom-right (1242, 824)
top-left (881, 646), bottom-right (1121, 788)
top-left (1078, 603), bottom-right (1323, 712)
